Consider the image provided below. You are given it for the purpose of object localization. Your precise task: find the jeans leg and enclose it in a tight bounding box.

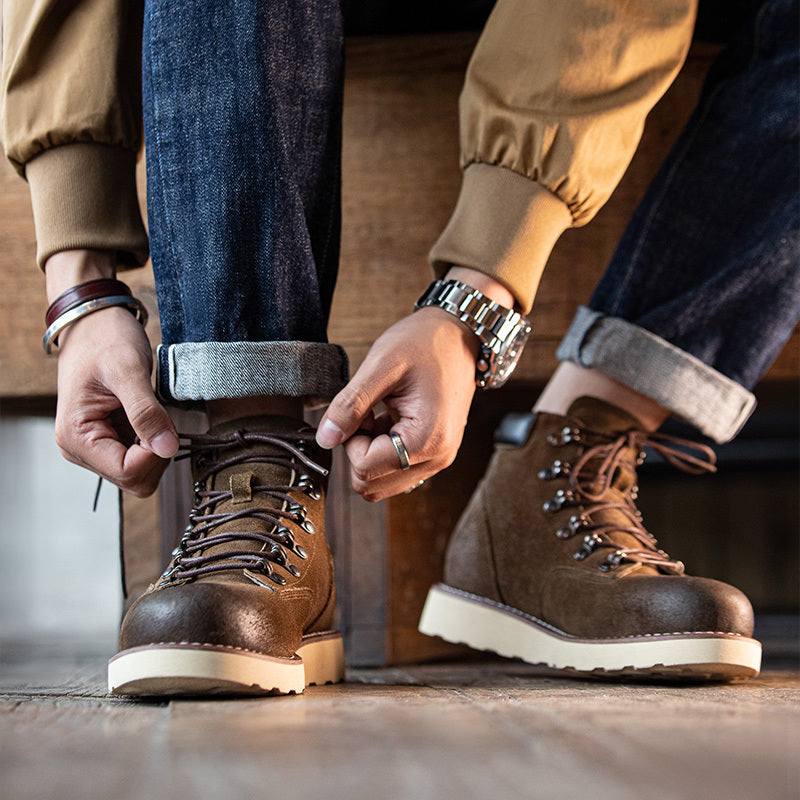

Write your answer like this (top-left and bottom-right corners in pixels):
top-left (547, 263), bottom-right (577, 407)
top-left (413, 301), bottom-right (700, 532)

top-left (142, 0), bottom-right (347, 404)
top-left (558, 0), bottom-right (800, 441)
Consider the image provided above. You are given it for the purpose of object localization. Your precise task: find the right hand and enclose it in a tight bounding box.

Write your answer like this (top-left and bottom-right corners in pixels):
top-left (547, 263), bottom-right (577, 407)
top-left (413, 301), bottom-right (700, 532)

top-left (46, 250), bottom-right (178, 497)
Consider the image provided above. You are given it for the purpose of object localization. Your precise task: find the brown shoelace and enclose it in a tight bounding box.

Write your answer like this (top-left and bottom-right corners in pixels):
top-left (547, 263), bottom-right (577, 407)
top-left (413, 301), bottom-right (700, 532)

top-left (158, 429), bottom-right (327, 587)
top-left (555, 427), bottom-right (716, 574)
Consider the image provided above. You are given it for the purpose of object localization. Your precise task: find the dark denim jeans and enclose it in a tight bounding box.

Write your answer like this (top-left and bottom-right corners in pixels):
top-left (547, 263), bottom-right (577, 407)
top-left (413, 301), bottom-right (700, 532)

top-left (143, 0), bottom-right (348, 403)
top-left (558, 0), bottom-right (800, 441)
top-left (143, 0), bottom-right (798, 440)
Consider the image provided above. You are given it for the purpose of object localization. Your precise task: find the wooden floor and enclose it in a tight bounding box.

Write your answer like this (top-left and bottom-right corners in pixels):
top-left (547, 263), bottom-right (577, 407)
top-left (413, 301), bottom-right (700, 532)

top-left (1, 638), bottom-right (798, 800)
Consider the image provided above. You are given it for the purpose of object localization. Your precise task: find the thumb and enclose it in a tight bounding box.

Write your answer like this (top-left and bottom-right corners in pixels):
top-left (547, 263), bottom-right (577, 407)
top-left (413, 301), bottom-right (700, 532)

top-left (316, 365), bottom-right (393, 450)
top-left (117, 374), bottom-right (179, 459)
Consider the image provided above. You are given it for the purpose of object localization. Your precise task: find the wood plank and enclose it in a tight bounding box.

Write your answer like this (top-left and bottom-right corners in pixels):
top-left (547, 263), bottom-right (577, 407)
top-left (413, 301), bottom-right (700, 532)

top-left (1, 640), bottom-right (798, 800)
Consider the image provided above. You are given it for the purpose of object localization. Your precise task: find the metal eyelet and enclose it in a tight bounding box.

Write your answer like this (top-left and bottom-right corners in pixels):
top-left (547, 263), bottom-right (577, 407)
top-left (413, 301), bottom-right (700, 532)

top-left (538, 460), bottom-right (571, 480)
top-left (274, 527), bottom-right (309, 559)
top-left (599, 550), bottom-right (625, 572)
top-left (297, 475), bottom-right (321, 500)
top-left (543, 489), bottom-right (576, 513)
top-left (557, 513), bottom-right (590, 537)
top-left (288, 502), bottom-right (316, 533)
top-left (547, 426), bottom-right (581, 446)
top-left (573, 532), bottom-right (603, 561)
top-left (269, 544), bottom-right (288, 565)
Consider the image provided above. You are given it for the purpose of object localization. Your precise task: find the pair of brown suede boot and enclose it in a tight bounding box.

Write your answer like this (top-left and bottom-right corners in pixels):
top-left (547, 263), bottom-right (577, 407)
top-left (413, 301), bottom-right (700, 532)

top-left (109, 397), bottom-right (760, 696)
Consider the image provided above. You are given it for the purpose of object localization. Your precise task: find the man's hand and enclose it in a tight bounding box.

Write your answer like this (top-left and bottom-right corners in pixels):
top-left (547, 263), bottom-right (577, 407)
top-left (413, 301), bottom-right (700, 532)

top-left (46, 250), bottom-right (178, 497)
top-left (318, 267), bottom-right (517, 501)
top-left (317, 307), bottom-right (479, 501)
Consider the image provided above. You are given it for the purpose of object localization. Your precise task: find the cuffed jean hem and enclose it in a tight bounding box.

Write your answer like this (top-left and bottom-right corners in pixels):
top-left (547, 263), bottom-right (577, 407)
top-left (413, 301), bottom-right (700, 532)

top-left (555, 307), bottom-right (756, 443)
top-left (156, 341), bottom-right (350, 406)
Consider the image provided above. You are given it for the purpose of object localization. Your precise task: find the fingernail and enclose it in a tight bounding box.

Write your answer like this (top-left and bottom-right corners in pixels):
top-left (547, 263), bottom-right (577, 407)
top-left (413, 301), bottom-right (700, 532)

top-left (150, 431), bottom-right (179, 458)
top-left (316, 419), bottom-right (345, 449)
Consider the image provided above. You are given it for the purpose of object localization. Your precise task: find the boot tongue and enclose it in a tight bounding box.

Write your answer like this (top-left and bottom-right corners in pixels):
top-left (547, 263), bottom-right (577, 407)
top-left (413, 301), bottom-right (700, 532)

top-left (566, 397), bottom-right (644, 433)
top-left (208, 414), bottom-right (308, 437)
top-left (564, 397), bottom-right (664, 575)
top-left (187, 416), bottom-right (313, 582)
top-left (199, 415), bottom-right (310, 494)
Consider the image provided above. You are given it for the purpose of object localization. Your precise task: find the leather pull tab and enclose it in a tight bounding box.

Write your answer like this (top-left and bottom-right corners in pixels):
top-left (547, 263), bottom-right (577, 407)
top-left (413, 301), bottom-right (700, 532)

top-left (230, 472), bottom-right (254, 504)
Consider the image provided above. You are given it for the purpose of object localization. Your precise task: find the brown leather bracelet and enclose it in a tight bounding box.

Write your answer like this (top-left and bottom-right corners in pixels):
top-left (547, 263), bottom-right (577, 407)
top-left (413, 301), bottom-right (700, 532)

top-left (43, 294), bottom-right (148, 355)
top-left (45, 279), bottom-right (133, 328)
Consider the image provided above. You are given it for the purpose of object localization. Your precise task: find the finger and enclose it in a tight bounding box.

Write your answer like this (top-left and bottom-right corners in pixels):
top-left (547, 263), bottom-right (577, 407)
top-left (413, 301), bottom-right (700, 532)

top-left (112, 371), bottom-right (179, 458)
top-left (64, 430), bottom-right (167, 497)
top-left (345, 430), bottom-right (416, 483)
top-left (350, 461), bottom-right (432, 503)
top-left (346, 413), bottom-right (436, 481)
top-left (316, 358), bottom-right (400, 449)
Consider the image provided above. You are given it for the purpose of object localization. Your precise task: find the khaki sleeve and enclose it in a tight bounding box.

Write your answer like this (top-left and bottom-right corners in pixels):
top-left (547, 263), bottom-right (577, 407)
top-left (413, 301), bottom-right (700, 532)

top-left (431, 0), bottom-right (698, 312)
top-left (1, 0), bottom-right (148, 268)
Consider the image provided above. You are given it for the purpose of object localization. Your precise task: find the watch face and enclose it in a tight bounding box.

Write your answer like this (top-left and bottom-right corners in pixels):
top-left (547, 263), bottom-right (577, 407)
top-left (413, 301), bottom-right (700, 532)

top-left (489, 320), bottom-right (531, 388)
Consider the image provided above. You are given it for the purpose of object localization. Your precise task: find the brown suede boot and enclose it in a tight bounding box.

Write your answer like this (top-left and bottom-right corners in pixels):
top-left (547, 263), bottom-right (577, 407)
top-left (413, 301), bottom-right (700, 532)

top-left (419, 397), bottom-right (761, 680)
top-left (108, 416), bottom-right (344, 696)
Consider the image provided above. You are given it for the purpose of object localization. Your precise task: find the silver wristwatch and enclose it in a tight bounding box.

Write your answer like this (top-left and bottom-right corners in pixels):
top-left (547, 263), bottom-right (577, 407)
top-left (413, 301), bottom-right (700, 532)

top-left (414, 279), bottom-right (531, 389)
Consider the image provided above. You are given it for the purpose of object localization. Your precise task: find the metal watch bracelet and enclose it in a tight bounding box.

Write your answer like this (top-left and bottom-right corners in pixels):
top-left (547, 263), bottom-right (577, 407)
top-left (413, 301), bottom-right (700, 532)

top-left (414, 278), bottom-right (531, 388)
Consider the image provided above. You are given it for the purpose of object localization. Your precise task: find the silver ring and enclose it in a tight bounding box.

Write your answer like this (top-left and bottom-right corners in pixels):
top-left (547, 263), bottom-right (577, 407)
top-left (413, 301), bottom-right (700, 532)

top-left (390, 432), bottom-right (411, 471)
top-left (404, 480), bottom-right (425, 494)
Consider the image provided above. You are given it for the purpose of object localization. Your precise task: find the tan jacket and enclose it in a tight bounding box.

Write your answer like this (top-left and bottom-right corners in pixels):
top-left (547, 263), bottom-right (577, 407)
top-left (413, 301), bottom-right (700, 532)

top-left (1, 0), bottom-right (696, 311)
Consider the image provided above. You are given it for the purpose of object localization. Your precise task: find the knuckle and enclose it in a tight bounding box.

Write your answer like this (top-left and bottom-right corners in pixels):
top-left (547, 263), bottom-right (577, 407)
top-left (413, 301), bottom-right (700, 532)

top-left (54, 423), bottom-right (69, 451)
top-left (336, 384), bottom-right (372, 421)
top-left (57, 445), bottom-right (79, 466)
top-left (438, 449), bottom-right (457, 470)
top-left (350, 465), bottom-right (373, 484)
top-left (417, 430), bottom-right (446, 462)
top-left (124, 395), bottom-right (162, 430)
top-left (350, 475), bottom-right (380, 503)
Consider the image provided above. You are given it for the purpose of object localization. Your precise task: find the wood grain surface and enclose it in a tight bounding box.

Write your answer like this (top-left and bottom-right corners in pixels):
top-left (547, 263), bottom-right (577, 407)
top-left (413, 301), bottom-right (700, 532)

top-left (1, 639), bottom-right (798, 800)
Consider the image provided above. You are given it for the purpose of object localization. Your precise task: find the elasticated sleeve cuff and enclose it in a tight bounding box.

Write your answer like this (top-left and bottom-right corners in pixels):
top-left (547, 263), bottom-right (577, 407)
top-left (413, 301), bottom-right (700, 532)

top-left (429, 163), bottom-right (572, 313)
top-left (24, 142), bottom-right (149, 270)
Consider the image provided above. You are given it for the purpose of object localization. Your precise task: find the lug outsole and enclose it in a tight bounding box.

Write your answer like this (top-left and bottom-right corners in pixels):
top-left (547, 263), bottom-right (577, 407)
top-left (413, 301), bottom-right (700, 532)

top-left (418, 584), bottom-right (761, 681)
top-left (108, 632), bottom-right (345, 697)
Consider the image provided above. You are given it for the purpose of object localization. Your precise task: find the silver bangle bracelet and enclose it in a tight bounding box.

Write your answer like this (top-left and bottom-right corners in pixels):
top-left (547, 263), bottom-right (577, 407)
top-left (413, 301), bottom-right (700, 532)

top-left (42, 294), bottom-right (148, 355)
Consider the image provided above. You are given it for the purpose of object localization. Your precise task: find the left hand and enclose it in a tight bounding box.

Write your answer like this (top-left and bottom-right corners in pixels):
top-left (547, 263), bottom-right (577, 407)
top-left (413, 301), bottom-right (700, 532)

top-left (316, 307), bottom-right (478, 501)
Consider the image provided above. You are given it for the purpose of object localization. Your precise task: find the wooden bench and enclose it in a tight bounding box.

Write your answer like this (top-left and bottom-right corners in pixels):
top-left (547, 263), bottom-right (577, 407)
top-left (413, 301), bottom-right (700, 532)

top-left (2, 33), bottom-right (797, 664)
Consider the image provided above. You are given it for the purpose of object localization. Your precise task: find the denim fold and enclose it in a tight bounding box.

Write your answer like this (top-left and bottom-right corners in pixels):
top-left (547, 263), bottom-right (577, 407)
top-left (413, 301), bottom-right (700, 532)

top-left (557, 307), bottom-right (756, 442)
top-left (156, 342), bottom-right (349, 405)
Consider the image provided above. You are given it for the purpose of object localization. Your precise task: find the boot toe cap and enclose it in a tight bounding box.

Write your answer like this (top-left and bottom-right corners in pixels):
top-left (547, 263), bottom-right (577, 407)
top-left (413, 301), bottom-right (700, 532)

top-left (119, 580), bottom-right (307, 658)
top-left (542, 569), bottom-right (755, 640)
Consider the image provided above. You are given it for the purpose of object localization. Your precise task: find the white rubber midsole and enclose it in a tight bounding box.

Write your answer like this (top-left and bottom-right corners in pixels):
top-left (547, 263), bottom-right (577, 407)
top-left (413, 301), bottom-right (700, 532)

top-left (418, 584), bottom-right (762, 676)
top-left (108, 632), bottom-right (344, 695)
